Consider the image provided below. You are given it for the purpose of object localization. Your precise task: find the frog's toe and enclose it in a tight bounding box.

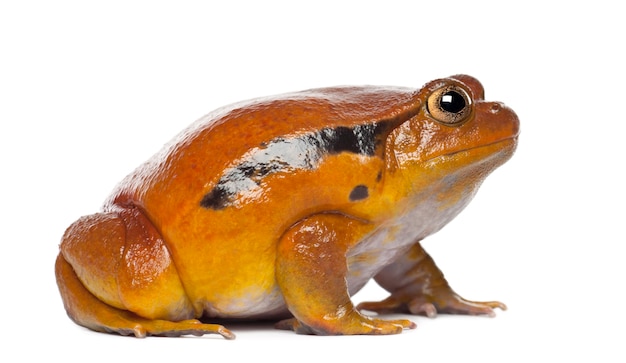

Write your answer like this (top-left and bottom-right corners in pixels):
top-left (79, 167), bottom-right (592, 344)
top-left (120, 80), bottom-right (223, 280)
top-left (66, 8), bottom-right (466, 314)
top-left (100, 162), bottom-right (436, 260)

top-left (356, 296), bottom-right (403, 315)
top-left (407, 302), bottom-right (438, 318)
top-left (275, 318), bottom-right (298, 331)
top-left (374, 318), bottom-right (417, 333)
top-left (408, 295), bottom-right (507, 318)
top-left (275, 318), bottom-right (320, 335)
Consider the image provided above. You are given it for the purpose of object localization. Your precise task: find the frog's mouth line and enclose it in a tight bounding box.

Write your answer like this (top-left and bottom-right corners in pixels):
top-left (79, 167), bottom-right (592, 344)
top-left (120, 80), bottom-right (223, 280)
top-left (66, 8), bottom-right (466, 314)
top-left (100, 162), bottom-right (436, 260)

top-left (434, 136), bottom-right (518, 166)
top-left (450, 136), bottom-right (517, 156)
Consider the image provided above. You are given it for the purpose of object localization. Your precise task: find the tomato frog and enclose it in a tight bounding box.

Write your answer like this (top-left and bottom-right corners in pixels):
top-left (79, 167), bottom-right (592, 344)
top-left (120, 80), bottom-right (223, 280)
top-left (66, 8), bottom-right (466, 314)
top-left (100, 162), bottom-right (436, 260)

top-left (55, 74), bottom-right (519, 339)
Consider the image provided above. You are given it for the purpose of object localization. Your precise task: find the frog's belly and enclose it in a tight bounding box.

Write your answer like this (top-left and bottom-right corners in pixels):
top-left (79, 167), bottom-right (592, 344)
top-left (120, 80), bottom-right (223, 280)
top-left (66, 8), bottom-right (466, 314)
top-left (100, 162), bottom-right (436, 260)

top-left (344, 196), bottom-right (469, 294)
top-left (200, 284), bottom-right (290, 320)
top-left (201, 229), bottom-right (426, 319)
top-left (345, 225), bottom-right (419, 295)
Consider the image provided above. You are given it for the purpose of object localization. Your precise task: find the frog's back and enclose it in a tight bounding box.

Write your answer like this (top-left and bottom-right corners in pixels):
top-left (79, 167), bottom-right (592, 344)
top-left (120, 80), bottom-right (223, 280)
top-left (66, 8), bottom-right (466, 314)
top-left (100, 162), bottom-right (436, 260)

top-left (109, 86), bottom-right (418, 225)
top-left (104, 86), bottom-right (418, 317)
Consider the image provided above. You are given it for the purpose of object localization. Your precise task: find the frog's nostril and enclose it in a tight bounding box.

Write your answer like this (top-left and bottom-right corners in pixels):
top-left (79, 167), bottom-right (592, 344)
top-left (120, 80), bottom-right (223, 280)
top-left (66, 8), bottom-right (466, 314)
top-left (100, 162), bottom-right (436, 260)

top-left (489, 102), bottom-right (504, 114)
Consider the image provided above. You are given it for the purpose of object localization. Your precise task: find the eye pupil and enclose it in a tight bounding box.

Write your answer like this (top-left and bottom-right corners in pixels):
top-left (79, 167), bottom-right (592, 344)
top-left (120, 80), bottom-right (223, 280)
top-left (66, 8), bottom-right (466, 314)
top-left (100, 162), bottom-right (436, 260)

top-left (440, 91), bottom-right (466, 113)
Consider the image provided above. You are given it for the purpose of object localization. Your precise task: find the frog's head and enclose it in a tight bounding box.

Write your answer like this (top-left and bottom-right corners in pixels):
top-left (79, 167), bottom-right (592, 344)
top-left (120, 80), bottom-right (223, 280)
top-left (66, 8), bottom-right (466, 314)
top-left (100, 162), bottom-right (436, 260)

top-left (388, 75), bottom-right (519, 193)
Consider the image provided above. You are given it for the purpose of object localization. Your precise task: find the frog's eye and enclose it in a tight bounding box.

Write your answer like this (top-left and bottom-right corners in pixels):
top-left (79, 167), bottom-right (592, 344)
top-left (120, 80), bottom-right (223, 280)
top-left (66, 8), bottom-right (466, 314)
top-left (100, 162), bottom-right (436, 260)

top-left (426, 85), bottom-right (472, 125)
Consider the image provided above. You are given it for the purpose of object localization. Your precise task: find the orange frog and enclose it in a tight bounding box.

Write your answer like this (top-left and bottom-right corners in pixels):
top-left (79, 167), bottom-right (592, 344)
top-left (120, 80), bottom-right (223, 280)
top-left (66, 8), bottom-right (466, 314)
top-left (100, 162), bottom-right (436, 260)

top-left (55, 75), bottom-right (519, 339)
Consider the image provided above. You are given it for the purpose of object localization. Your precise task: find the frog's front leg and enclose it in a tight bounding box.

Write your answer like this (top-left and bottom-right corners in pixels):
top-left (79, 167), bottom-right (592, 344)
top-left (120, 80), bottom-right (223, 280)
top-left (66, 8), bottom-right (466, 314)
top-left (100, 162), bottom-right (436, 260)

top-left (275, 214), bottom-right (416, 335)
top-left (357, 242), bottom-right (506, 318)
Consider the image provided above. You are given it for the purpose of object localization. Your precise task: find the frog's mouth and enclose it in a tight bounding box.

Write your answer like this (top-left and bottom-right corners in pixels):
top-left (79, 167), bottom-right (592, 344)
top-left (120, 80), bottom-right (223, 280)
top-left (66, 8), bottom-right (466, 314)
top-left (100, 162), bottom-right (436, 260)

top-left (437, 137), bottom-right (518, 172)
top-left (453, 136), bottom-right (517, 156)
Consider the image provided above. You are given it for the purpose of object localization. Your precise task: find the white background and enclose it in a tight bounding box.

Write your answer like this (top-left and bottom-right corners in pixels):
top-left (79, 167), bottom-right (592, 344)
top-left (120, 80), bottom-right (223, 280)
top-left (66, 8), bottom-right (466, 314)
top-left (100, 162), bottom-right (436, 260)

top-left (1, 1), bottom-right (624, 361)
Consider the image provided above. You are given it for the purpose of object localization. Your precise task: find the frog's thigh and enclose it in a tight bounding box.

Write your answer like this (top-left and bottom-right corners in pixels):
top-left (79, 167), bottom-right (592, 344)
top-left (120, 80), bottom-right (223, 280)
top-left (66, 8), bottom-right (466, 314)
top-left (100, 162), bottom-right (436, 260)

top-left (115, 208), bottom-right (196, 320)
top-left (276, 214), bottom-right (414, 335)
top-left (56, 250), bottom-right (234, 339)
top-left (60, 210), bottom-right (195, 321)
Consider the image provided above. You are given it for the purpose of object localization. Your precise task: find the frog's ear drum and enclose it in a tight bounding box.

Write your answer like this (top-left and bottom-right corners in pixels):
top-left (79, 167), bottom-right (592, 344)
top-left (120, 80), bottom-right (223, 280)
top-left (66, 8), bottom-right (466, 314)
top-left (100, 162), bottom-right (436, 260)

top-left (426, 85), bottom-right (472, 126)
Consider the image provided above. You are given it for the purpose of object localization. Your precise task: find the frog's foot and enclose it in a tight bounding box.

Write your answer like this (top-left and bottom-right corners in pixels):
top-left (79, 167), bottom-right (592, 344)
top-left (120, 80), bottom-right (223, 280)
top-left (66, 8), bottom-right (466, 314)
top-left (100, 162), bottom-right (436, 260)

top-left (56, 253), bottom-right (235, 339)
top-left (407, 294), bottom-right (506, 318)
top-left (275, 314), bottom-right (415, 336)
top-left (357, 290), bottom-right (506, 318)
top-left (107, 315), bottom-right (236, 339)
top-left (359, 243), bottom-right (506, 319)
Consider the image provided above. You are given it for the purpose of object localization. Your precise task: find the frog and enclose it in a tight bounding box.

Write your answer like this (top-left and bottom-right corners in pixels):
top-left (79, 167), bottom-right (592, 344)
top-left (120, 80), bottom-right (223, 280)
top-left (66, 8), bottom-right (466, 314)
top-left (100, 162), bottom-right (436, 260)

top-left (55, 74), bottom-right (519, 339)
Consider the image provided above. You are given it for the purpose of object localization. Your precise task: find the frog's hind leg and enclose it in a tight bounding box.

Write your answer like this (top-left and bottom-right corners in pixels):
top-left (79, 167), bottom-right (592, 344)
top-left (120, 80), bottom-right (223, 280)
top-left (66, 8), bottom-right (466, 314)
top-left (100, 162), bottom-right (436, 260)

top-left (356, 242), bottom-right (506, 318)
top-left (55, 209), bottom-right (234, 339)
top-left (55, 254), bottom-right (234, 338)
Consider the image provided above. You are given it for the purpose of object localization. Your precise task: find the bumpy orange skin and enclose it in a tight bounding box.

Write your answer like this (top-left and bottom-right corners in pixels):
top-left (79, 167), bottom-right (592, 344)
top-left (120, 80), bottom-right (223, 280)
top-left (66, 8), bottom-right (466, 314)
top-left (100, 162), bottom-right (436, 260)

top-left (56, 75), bottom-right (519, 338)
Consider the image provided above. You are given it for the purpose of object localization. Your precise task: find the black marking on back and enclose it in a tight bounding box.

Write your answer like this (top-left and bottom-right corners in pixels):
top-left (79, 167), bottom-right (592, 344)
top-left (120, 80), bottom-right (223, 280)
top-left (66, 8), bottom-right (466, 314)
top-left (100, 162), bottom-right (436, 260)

top-left (349, 185), bottom-right (369, 201)
top-left (200, 122), bottom-right (391, 210)
top-left (318, 125), bottom-right (381, 156)
top-left (200, 187), bottom-right (230, 210)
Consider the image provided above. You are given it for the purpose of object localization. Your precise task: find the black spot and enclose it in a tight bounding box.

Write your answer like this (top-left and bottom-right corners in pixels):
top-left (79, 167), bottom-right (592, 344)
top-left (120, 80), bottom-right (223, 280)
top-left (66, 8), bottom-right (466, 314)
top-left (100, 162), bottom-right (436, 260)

top-left (376, 171), bottom-right (383, 182)
top-left (200, 186), bottom-right (229, 210)
top-left (349, 185), bottom-right (369, 201)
